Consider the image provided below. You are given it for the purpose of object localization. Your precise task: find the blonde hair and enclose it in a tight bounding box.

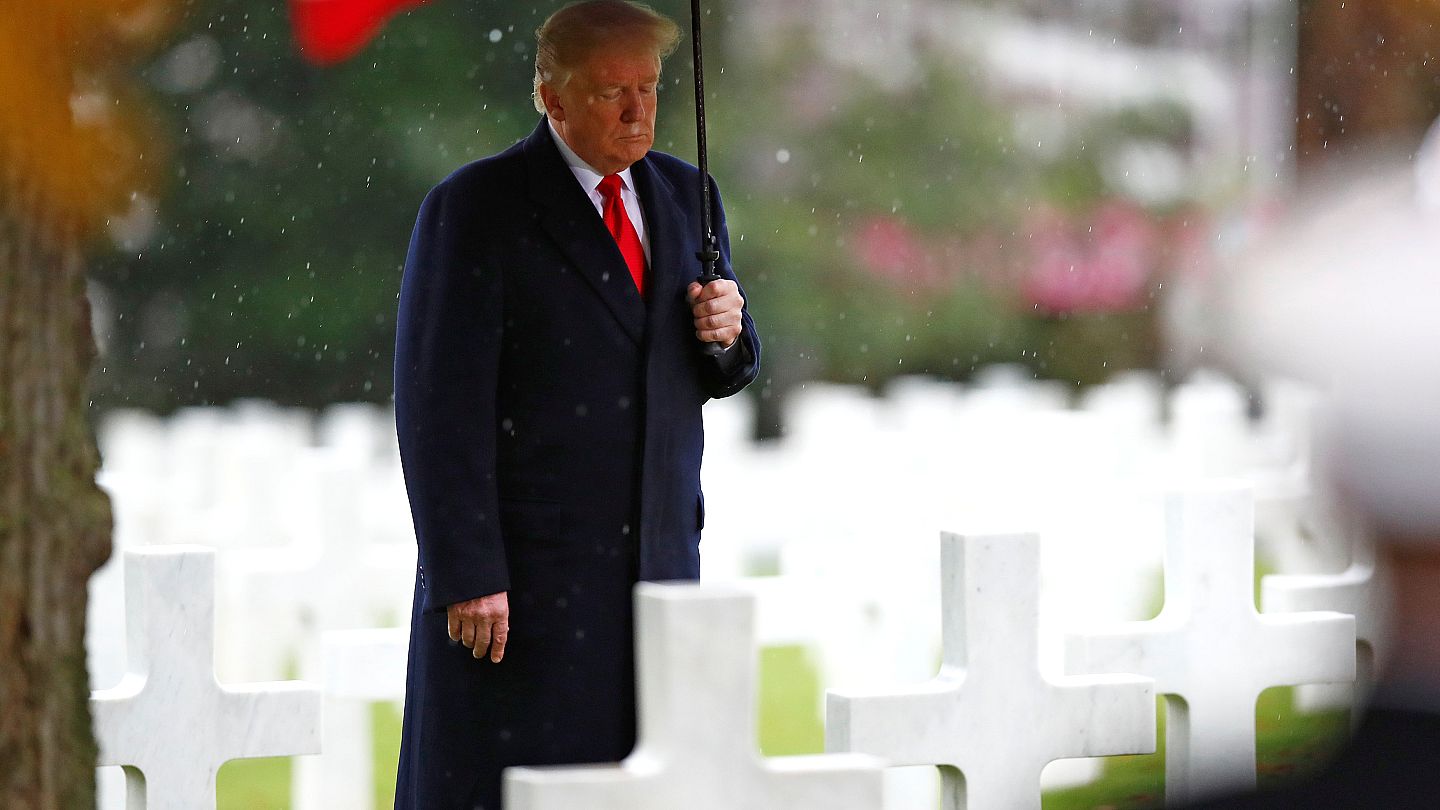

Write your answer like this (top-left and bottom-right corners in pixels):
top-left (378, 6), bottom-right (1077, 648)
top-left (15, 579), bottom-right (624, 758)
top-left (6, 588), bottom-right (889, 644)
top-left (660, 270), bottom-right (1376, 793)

top-left (533, 1), bottom-right (682, 114)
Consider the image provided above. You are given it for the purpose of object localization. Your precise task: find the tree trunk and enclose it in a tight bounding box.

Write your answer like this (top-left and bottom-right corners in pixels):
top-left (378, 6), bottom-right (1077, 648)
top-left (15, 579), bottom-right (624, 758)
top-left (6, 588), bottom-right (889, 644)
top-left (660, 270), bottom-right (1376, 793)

top-left (0, 180), bottom-right (112, 808)
top-left (1297, 0), bottom-right (1440, 167)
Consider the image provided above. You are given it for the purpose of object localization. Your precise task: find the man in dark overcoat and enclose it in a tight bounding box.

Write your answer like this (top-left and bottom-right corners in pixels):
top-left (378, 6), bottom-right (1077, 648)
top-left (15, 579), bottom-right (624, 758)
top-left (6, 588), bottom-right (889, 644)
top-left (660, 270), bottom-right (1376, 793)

top-left (391, 2), bottom-right (760, 808)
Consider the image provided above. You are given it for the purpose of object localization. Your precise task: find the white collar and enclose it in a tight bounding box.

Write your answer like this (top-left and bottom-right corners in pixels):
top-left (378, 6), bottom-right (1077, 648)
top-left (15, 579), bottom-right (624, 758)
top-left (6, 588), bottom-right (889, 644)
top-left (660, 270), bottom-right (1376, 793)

top-left (548, 119), bottom-right (637, 196)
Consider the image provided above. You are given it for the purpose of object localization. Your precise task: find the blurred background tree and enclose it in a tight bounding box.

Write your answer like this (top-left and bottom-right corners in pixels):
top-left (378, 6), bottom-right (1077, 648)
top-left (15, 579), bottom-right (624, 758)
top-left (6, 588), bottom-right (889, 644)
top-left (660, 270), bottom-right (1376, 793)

top-left (91, 0), bottom-right (546, 410)
top-left (82, 0), bottom-right (1440, 429)
top-left (0, 0), bottom-right (176, 804)
top-left (1297, 0), bottom-right (1440, 166)
top-left (89, 0), bottom-right (707, 412)
top-left (87, 0), bottom-right (1210, 429)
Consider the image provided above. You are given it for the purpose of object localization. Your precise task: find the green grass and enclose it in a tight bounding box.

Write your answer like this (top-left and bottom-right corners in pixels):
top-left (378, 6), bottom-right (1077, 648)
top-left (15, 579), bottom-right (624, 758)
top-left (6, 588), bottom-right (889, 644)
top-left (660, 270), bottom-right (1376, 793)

top-left (1042, 687), bottom-right (1349, 809)
top-left (215, 646), bottom-right (1349, 808)
top-left (217, 703), bottom-right (404, 810)
top-left (217, 757), bottom-right (290, 810)
top-left (757, 645), bottom-right (827, 756)
top-left (1039, 557), bottom-right (1351, 809)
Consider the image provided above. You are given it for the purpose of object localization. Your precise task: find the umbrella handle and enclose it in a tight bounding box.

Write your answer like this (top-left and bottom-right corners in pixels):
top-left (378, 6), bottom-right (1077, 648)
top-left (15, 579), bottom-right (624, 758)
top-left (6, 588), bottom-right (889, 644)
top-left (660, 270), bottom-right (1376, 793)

top-left (695, 248), bottom-right (725, 357)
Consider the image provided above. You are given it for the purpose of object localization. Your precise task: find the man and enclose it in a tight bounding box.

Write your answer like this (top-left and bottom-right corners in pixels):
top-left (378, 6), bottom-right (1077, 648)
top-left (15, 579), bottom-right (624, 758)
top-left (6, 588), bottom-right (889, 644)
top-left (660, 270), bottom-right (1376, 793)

top-left (391, 3), bottom-right (760, 808)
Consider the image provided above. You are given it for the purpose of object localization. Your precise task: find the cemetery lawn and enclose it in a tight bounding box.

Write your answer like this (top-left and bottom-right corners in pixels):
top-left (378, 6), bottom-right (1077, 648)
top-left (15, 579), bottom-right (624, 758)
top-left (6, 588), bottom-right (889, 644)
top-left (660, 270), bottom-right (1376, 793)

top-left (1043, 688), bottom-right (1349, 809)
top-left (1044, 560), bottom-right (1350, 809)
top-left (217, 703), bottom-right (402, 809)
top-left (215, 648), bottom-right (1347, 808)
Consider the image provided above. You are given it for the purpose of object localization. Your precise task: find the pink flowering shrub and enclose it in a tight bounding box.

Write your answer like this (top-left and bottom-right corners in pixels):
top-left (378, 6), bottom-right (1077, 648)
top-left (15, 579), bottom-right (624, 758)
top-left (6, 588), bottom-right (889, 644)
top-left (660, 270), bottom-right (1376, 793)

top-left (1019, 202), bottom-right (1159, 315)
top-left (851, 202), bottom-right (1209, 317)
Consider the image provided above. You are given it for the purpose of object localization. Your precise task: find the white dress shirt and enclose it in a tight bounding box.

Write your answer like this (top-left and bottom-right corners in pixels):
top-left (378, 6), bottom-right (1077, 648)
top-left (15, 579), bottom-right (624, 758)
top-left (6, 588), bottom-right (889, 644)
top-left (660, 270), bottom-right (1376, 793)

top-left (548, 120), bottom-right (652, 265)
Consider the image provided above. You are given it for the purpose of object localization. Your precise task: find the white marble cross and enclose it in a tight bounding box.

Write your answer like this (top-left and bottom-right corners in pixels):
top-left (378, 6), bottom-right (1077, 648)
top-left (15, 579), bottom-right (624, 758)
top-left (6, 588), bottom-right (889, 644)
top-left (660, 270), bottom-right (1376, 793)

top-left (293, 628), bottom-right (409, 810)
top-left (1066, 484), bottom-right (1357, 804)
top-left (826, 532), bottom-right (1156, 810)
top-left (218, 446), bottom-right (414, 682)
top-left (90, 546), bottom-right (321, 810)
top-left (505, 583), bottom-right (885, 810)
top-left (1263, 532), bottom-right (1388, 721)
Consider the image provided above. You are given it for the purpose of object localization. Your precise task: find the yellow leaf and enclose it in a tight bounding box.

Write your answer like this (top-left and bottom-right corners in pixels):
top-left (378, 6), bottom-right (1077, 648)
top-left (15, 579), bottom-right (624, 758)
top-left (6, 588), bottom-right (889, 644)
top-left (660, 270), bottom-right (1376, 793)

top-left (0, 0), bottom-right (178, 239)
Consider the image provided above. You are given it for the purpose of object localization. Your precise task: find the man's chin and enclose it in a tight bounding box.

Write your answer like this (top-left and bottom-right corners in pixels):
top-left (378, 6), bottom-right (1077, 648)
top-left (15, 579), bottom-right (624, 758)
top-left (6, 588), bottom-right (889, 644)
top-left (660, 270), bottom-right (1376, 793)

top-left (599, 140), bottom-right (651, 172)
top-left (613, 147), bottom-right (650, 168)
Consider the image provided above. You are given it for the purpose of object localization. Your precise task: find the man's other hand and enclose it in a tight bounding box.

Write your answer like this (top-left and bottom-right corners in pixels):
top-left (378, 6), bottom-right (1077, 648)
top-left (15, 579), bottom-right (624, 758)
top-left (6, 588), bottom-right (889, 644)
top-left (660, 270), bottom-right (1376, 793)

top-left (447, 591), bottom-right (509, 663)
top-left (687, 279), bottom-right (744, 349)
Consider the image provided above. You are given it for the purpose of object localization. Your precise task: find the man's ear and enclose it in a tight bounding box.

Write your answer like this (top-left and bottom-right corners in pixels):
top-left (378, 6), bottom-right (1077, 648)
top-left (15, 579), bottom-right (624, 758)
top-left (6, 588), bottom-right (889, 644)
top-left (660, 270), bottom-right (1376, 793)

top-left (539, 83), bottom-right (565, 122)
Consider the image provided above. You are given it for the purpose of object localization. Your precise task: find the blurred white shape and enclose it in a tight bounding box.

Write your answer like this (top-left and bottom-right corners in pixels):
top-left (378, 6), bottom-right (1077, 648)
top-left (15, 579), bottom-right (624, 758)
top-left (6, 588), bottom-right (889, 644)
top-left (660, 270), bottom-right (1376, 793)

top-left (107, 193), bottom-right (160, 253)
top-left (155, 35), bottom-right (223, 95)
top-left (1212, 138), bottom-right (1440, 537)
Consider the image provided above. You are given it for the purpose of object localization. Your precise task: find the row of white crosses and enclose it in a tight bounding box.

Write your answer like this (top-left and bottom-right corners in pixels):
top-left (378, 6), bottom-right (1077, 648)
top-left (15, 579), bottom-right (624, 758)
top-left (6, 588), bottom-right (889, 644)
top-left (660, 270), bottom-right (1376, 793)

top-left (506, 483), bottom-right (1359, 809)
top-left (714, 369), bottom-right (1367, 807)
top-left (89, 371), bottom-right (1373, 807)
top-left (91, 371), bottom-right (1340, 685)
top-left (90, 486), bottom-right (1362, 808)
top-left (97, 402), bottom-right (415, 683)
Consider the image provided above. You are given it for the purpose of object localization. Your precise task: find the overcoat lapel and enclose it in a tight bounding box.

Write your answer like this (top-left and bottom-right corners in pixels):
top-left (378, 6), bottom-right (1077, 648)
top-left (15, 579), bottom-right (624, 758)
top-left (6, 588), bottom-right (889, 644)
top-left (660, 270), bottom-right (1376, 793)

top-left (522, 120), bottom-right (646, 345)
top-left (630, 156), bottom-right (688, 332)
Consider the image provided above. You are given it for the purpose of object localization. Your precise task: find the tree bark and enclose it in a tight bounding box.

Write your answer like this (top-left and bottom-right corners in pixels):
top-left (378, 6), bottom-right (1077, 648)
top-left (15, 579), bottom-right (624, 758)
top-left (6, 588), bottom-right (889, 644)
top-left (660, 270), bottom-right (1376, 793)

top-left (0, 179), bottom-right (112, 808)
top-left (1297, 0), bottom-right (1440, 167)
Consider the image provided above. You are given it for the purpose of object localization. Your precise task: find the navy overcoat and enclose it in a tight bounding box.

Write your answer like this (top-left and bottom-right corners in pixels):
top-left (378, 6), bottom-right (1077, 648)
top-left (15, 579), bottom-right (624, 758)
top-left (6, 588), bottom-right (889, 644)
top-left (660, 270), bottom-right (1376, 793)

top-left (392, 118), bottom-right (760, 809)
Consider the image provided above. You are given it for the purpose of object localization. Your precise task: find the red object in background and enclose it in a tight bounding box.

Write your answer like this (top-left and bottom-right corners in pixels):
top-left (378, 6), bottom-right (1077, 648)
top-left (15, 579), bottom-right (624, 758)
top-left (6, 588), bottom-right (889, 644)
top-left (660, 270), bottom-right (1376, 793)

top-left (290, 0), bottom-right (429, 65)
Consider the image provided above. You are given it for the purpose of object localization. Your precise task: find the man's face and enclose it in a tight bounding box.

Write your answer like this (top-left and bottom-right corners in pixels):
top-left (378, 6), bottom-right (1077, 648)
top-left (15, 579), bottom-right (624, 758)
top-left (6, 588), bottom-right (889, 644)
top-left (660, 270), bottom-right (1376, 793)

top-left (542, 39), bottom-right (660, 176)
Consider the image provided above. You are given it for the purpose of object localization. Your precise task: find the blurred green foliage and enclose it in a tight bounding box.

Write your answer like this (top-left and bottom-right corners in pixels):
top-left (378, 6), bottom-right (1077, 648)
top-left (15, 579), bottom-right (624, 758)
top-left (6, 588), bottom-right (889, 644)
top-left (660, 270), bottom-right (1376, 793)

top-left (92, 0), bottom-right (588, 411)
top-left (711, 45), bottom-right (1029, 393)
top-left (90, 0), bottom-right (1193, 420)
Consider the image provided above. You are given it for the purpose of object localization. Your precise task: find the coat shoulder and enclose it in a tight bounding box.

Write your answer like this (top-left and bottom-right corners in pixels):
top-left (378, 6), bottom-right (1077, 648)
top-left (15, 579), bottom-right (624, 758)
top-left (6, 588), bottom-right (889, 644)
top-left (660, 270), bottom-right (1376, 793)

top-left (641, 150), bottom-right (726, 211)
top-left (644, 150), bottom-right (702, 185)
top-left (425, 139), bottom-right (528, 212)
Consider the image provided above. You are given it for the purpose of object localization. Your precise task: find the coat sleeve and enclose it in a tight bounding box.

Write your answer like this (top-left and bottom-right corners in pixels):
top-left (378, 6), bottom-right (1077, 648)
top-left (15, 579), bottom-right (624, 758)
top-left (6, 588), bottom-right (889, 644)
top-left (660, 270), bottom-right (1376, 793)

top-left (701, 179), bottom-right (762, 399)
top-left (394, 180), bottom-right (510, 613)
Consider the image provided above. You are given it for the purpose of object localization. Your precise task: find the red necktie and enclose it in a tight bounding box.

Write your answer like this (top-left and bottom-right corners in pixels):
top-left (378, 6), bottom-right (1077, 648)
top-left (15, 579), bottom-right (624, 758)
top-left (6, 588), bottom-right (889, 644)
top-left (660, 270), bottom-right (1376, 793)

top-left (597, 175), bottom-right (647, 298)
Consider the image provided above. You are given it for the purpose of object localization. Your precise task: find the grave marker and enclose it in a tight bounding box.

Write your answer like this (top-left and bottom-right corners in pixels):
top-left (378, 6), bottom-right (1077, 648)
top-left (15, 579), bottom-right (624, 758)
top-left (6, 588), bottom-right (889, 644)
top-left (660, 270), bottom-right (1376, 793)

top-left (505, 584), bottom-right (885, 810)
top-left (90, 546), bottom-right (321, 810)
top-left (1263, 534), bottom-right (1388, 721)
top-left (218, 446), bottom-right (414, 681)
top-left (293, 627), bottom-right (409, 810)
top-left (1066, 484), bottom-right (1356, 803)
top-left (827, 532), bottom-right (1156, 810)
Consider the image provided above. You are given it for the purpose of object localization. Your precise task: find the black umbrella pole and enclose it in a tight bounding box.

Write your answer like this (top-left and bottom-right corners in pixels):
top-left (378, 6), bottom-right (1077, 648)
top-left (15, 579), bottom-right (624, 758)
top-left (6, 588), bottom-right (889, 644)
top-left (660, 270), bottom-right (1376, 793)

top-left (691, 0), bottom-right (725, 356)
